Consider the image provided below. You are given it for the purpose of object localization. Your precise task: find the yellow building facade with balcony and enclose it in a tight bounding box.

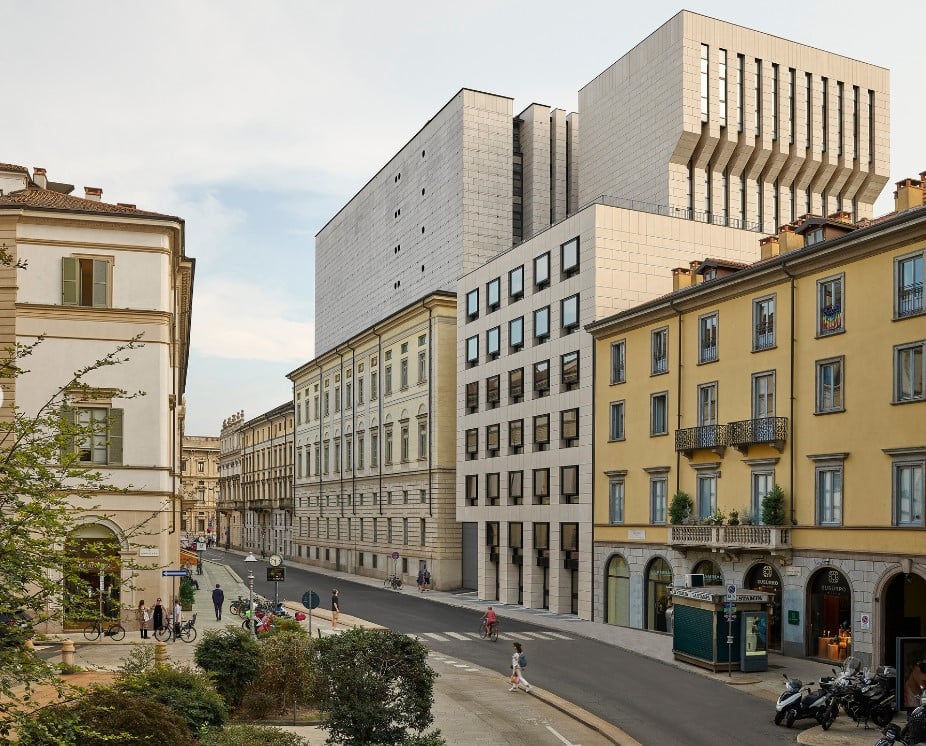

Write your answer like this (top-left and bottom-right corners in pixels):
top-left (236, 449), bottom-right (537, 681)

top-left (589, 178), bottom-right (926, 667)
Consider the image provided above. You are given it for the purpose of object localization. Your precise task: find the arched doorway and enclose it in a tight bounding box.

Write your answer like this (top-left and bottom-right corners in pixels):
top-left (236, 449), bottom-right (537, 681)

top-left (64, 524), bottom-right (122, 626)
top-left (692, 559), bottom-right (724, 586)
top-left (808, 567), bottom-right (851, 660)
top-left (646, 557), bottom-right (673, 632)
top-left (746, 562), bottom-right (783, 650)
top-left (881, 571), bottom-right (926, 669)
top-left (605, 554), bottom-right (630, 626)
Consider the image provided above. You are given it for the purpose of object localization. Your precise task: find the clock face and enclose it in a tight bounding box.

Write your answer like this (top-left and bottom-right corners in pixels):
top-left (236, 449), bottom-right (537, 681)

top-left (269, 554), bottom-right (283, 567)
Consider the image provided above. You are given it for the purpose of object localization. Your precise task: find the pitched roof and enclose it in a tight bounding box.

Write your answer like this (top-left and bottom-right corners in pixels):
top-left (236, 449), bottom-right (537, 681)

top-left (0, 163), bottom-right (29, 174)
top-left (0, 186), bottom-right (178, 220)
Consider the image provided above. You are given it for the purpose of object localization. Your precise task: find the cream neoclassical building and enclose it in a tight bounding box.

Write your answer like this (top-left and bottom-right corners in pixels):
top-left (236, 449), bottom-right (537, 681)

top-left (180, 435), bottom-right (219, 538)
top-left (0, 163), bottom-right (193, 629)
top-left (288, 292), bottom-right (459, 588)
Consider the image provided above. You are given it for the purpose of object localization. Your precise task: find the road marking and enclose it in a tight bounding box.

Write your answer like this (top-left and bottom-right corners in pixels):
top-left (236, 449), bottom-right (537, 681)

top-left (522, 631), bottom-right (558, 640)
top-left (444, 632), bottom-right (470, 640)
top-left (546, 725), bottom-right (579, 745)
top-left (422, 632), bottom-right (449, 641)
top-left (541, 631), bottom-right (573, 639)
top-left (464, 632), bottom-right (483, 639)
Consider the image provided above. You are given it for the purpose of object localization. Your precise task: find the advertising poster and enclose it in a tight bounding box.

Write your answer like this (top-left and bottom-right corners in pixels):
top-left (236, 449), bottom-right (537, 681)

top-left (896, 637), bottom-right (926, 711)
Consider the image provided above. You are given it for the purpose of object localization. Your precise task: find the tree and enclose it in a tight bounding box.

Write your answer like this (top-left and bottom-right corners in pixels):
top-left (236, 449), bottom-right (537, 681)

top-left (312, 628), bottom-right (442, 746)
top-left (194, 627), bottom-right (262, 707)
top-left (761, 483), bottom-right (787, 526)
top-left (668, 491), bottom-right (693, 525)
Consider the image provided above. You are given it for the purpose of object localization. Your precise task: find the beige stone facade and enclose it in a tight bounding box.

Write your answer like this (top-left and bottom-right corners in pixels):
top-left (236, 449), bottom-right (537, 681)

top-left (0, 163), bottom-right (193, 630)
top-left (288, 292), bottom-right (459, 589)
top-left (217, 411), bottom-right (244, 549)
top-left (579, 11), bottom-right (890, 230)
top-left (180, 436), bottom-right (219, 538)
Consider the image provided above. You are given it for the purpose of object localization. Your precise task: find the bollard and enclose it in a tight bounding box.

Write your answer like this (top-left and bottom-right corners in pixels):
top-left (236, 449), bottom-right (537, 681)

top-left (61, 638), bottom-right (75, 668)
top-left (154, 641), bottom-right (168, 667)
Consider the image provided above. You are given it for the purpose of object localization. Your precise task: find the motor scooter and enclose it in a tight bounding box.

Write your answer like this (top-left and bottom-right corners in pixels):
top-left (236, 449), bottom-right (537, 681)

top-left (775, 673), bottom-right (837, 729)
top-left (875, 687), bottom-right (926, 746)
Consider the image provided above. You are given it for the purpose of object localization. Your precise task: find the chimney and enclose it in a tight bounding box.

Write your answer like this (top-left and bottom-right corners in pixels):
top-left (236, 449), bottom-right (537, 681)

top-left (777, 223), bottom-right (804, 253)
top-left (33, 167), bottom-right (47, 189)
top-left (828, 210), bottom-right (853, 225)
top-left (759, 235), bottom-right (780, 260)
top-left (84, 186), bottom-right (102, 202)
top-left (893, 176), bottom-right (925, 212)
top-left (688, 260), bottom-right (703, 284)
top-left (672, 267), bottom-right (693, 291)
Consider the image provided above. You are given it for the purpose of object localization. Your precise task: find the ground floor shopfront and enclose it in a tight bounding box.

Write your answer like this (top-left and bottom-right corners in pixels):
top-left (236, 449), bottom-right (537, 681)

top-left (594, 543), bottom-right (926, 671)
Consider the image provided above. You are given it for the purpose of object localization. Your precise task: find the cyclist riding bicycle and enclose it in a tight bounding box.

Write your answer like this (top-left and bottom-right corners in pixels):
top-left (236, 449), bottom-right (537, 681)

top-left (482, 606), bottom-right (498, 636)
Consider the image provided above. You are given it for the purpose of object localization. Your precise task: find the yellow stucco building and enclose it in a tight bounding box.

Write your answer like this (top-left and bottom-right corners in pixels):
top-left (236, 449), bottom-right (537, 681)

top-left (589, 176), bottom-right (926, 668)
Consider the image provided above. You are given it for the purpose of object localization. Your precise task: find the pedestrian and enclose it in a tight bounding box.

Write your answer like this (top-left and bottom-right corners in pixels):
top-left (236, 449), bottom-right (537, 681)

top-left (423, 567), bottom-right (432, 591)
top-left (137, 600), bottom-right (149, 639)
top-left (152, 597), bottom-right (164, 633)
top-left (416, 568), bottom-right (425, 592)
top-left (331, 588), bottom-right (340, 630)
top-left (212, 583), bottom-right (225, 621)
top-left (509, 642), bottom-right (531, 693)
top-left (172, 597), bottom-right (182, 641)
top-left (260, 547), bottom-right (266, 561)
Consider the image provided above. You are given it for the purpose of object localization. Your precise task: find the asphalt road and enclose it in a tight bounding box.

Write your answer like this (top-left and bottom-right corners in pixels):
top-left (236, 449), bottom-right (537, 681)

top-left (210, 550), bottom-right (794, 745)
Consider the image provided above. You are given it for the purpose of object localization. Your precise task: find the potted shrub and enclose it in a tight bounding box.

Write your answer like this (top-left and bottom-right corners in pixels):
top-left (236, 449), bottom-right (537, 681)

top-left (668, 491), bottom-right (693, 525)
top-left (761, 484), bottom-right (787, 526)
top-left (727, 510), bottom-right (739, 526)
top-left (179, 577), bottom-right (196, 612)
top-left (703, 510), bottom-right (726, 526)
top-left (739, 508), bottom-right (755, 526)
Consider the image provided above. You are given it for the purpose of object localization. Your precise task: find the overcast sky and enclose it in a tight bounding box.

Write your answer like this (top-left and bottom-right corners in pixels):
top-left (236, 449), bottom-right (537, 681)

top-left (6, 2), bottom-right (925, 435)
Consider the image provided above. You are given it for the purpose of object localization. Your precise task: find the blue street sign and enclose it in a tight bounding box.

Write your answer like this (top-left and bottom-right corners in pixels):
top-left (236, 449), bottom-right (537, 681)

top-left (301, 591), bottom-right (321, 610)
top-left (162, 569), bottom-right (188, 577)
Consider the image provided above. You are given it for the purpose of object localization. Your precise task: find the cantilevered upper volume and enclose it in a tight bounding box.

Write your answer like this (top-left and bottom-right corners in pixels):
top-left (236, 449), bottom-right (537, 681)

top-left (578, 10), bottom-right (889, 234)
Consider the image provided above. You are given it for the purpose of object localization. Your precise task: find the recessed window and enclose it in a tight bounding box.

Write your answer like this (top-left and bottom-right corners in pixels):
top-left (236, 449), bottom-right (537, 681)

top-left (699, 313), bottom-right (718, 363)
top-left (486, 424), bottom-right (500, 457)
top-left (816, 463), bottom-right (843, 525)
top-left (650, 476), bottom-right (667, 524)
top-left (561, 351), bottom-right (579, 390)
top-left (533, 360), bottom-right (550, 397)
top-left (508, 367), bottom-right (524, 403)
top-left (487, 326), bottom-right (500, 359)
top-left (533, 414), bottom-right (550, 450)
top-left (486, 472), bottom-right (500, 505)
top-left (816, 357), bottom-right (844, 413)
top-left (561, 294), bottom-right (579, 332)
top-left (610, 340), bottom-right (626, 384)
top-left (465, 428), bottom-right (478, 460)
top-left (465, 474), bottom-right (478, 505)
top-left (466, 289), bottom-right (479, 320)
top-left (61, 257), bottom-right (112, 308)
top-left (651, 392), bottom-right (668, 435)
top-left (896, 251), bottom-right (924, 318)
top-left (818, 275), bottom-right (844, 336)
top-left (891, 453), bottom-right (925, 526)
top-left (465, 381), bottom-right (479, 413)
top-left (465, 336), bottom-right (479, 366)
top-left (609, 401), bottom-right (625, 441)
top-left (652, 328), bottom-right (668, 375)
top-left (534, 306), bottom-right (550, 342)
top-left (71, 406), bottom-right (124, 465)
top-left (534, 252), bottom-right (550, 289)
top-left (486, 375), bottom-right (500, 409)
top-left (561, 237), bottom-right (579, 278)
top-left (487, 277), bottom-right (501, 311)
top-left (609, 479), bottom-right (625, 524)
top-left (532, 468), bottom-right (550, 505)
top-left (508, 419), bottom-right (523, 454)
top-left (509, 265), bottom-right (524, 300)
top-left (753, 297), bottom-right (775, 350)
top-left (560, 408), bottom-right (578, 445)
top-left (894, 341), bottom-right (925, 403)
top-left (508, 471), bottom-right (523, 505)
top-left (509, 317), bottom-right (524, 351)
top-left (561, 465), bottom-right (579, 504)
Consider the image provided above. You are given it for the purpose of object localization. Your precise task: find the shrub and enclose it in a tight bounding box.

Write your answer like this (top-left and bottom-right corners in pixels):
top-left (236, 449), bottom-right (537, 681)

top-left (761, 484), bottom-right (787, 526)
top-left (16, 687), bottom-right (194, 745)
top-left (118, 643), bottom-right (156, 675)
top-left (238, 688), bottom-right (278, 720)
top-left (252, 629), bottom-right (315, 714)
top-left (727, 510), bottom-right (739, 526)
top-left (194, 626), bottom-right (261, 707)
top-left (115, 663), bottom-right (226, 736)
top-left (180, 577), bottom-right (196, 607)
top-left (702, 510), bottom-right (725, 526)
top-left (201, 724), bottom-right (309, 746)
top-left (668, 491), bottom-right (693, 525)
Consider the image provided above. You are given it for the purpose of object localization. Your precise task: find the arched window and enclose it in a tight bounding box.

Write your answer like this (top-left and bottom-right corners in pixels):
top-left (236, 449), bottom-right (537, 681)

top-left (605, 554), bottom-right (630, 627)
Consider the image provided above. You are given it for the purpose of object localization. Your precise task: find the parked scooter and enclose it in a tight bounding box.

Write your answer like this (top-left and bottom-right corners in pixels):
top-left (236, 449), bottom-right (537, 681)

top-left (875, 688), bottom-right (926, 746)
top-left (775, 673), bottom-right (838, 729)
top-left (833, 662), bottom-right (897, 728)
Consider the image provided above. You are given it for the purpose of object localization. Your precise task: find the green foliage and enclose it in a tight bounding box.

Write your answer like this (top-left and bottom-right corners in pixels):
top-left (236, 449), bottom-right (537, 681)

top-left (194, 626), bottom-right (261, 707)
top-left (252, 628), bottom-right (315, 714)
top-left (238, 688), bottom-right (278, 720)
top-left (270, 616), bottom-right (304, 634)
top-left (118, 642), bottom-right (157, 675)
top-left (701, 510), bottom-right (725, 526)
top-left (313, 628), bottom-right (437, 746)
top-left (180, 576), bottom-right (196, 606)
top-left (201, 724), bottom-right (310, 746)
top-left (668, 491), bottom-right (693, 525)
top-left (761, 484), bottom-right (787, 525)
top-left (15, 687), bottom-right (194, 745)
top-left (399, 734), bottom-right (447, 746)
top-left (115, 663), bottom-right (227, 736)
top-left (727, 510), bottom-right (739, 526)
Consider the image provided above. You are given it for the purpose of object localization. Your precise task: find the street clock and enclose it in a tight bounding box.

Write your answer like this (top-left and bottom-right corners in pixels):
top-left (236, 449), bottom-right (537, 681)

top-left (268, 554), bottom-right (283, 567)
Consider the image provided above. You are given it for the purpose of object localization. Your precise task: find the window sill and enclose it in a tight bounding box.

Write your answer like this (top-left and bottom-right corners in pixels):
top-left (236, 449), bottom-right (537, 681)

top-left (891, 397), bottom-right (926, 406)
top-left (650, 369), bottom-right (669, 377)
top-left (751, 344), bottom-right (777, 353)
top-left (813, 408), bottom-right (845, 415)
top-left (894, 310), bottom-right (925, 322)
top-left (610, 378), bottom-right (626, 386)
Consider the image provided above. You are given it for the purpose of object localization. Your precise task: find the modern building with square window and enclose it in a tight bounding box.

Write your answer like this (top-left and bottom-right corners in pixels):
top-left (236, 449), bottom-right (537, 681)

top-left (0, 163), bottom-right (193, 631)
top-left (587, 176), bottom-right (926, 667)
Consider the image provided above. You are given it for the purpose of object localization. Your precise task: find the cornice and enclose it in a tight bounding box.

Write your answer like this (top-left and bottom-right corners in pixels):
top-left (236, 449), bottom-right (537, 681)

top-left (17, 304), bottom-right (171, 325)
top-left (15, 236), bottom-right (170, 255)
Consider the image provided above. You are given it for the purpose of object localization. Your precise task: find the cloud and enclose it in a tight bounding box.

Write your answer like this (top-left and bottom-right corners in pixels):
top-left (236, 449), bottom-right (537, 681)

top-left (191, 277), bottom-right (314, 363)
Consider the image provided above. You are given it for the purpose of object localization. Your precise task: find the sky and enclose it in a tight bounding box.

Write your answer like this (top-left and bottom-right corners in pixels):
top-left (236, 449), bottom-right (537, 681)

top-left (5, 1), bottom-right (925, 435)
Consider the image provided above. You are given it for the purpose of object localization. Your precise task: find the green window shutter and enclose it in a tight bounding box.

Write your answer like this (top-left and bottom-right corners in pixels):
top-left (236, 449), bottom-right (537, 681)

top-left (59, 406), bottom-right (77, 463)
top-left (62, 257), bottom-right (79, 306)
top-left (92, 260), bottom-right (109, 308)
top-left (108, 408), bottom-right (123, 465)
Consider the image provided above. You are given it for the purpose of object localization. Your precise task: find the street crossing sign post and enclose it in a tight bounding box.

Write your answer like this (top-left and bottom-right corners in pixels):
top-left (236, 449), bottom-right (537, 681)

top-left (301, 590), bottom-right (321, 636)
top-left (726, 584), bottom-right (736, 677)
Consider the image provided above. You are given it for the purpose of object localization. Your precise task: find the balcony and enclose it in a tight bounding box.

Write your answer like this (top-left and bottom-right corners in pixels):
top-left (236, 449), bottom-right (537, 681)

top-left (675, 424), bottom-right (728, 458)
top-left (728, 417), bottom-right (788, 453)
top-left (247, 498), bottom-right (272, 512)
top-left (668, 524), bottom-right (791, 557)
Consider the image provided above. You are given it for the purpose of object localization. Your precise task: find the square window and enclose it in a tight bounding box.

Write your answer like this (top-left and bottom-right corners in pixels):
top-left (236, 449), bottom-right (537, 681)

top-left (818, 275), bottom-right (844, 336)
top-left (609, 401), bottom-right (625, 441)
top-left (487, 277), bottom-right (501, 311)
top-left (816, 357), bottom-right (844, 413)
top-left (487, 326), bottom-right (500, 358)
top-left (753, 297), bottom-right (775, 350)
top-left (894, 341), bottom-right (925, 402)
top-left (652, 328), bottom-right (668, 375)
top-left (534, 306), bottom-right (550, 342)
top-left (561, 237), bottom-right (579, 277)
top-left (508, 368), bottom-right (524, 402)
top-left (509, 317), bottom-right (524, 350)
top-left (561, 408), bottom-right (578, 444)
top-left (699, 313), bottom-right (718, 363)
top-left (61, 256), bottom-right (112, 308)
top-left (610, 340), bottom-right (626, 384)
top-left (509, 265), bottom-right (524, 299)
top-left (465, 335), bottom-right (479, 366)
top-left (651, 392), bottom-right (668, 435)
top-left (466, 289), bottom-right (479, 320)
top-left (561, 465), bottom-right (579, 503)
top-left (534, 252), bottom-right (550, 289)
top-left (561, 294), bottom-right (579, 331)
top-left (609, 480), bottom-right (624, 523)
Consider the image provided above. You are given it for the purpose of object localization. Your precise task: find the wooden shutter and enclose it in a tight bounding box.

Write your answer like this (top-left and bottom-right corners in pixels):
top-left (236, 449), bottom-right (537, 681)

top-left (61, 257), bottom-right (79, 306)
top-left (92, 259), bottom-right (108, 308)
top-left (108, 408), bottom-right (123, 465)
top-left (59, 406), bottom-right (77, 462)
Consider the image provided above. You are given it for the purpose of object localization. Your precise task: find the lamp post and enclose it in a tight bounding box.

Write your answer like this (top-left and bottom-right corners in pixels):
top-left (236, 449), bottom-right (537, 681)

top-left (244, 552), bottom-right (257, 639)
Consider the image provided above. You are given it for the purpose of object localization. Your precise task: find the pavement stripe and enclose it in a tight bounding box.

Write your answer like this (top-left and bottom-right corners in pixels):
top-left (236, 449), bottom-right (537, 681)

top-left (422, 632), bottom-right (450, 641)
top-left (463, 632), bottom-right (484, 640)
top-left (540, 631), bottom-right (573, 640)
top-left (444, 632), bottom-right (470, 640)
top-left (522, 631), bottom-right (558, 640)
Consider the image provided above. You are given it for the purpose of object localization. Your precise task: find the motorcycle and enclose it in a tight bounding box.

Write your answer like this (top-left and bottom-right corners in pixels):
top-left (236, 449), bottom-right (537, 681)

top-left (775, 673), bottom-right (838, 729)
top-left (832, 659), bottom-right (896, 728)
top-left (875, 687), bottom-right (926, 746)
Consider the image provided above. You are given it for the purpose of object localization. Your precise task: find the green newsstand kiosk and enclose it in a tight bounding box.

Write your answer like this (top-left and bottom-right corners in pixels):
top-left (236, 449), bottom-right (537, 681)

top-left (670, 586), bottom-right (771, 673)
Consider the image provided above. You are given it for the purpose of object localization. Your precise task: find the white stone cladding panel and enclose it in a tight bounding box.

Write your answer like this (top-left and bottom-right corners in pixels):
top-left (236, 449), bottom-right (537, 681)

top-left (518, 104), bottom-right (552, 242)
top-left (566, 113), bottom-right (580, 215)
top-left (550, 109), bottom-right (567, 223)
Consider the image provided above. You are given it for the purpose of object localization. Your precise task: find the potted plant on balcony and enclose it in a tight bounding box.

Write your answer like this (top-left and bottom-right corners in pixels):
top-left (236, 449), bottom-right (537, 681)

top-left (761, 484), bottom-right (787, 526)
top-left (739, 508), bottom-right (755, 525)
top-left (669, 491), bottom-right (693, 525)
top-left (727, 510), bottom-right (739, 526)
top-left (703, 510), bottom-right (726, 526)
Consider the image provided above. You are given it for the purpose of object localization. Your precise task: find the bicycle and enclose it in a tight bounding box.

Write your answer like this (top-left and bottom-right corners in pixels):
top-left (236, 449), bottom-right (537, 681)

top-left (228, 596), bottom-right (247, 616)
top-left (480, 620), bottom-right (499, 642)
top-left (153, 613), bottom-right (197, 643)
top-left (83, 619), bottom-right (125, 641)
top-left (383, 574), bottom-right (403, 591)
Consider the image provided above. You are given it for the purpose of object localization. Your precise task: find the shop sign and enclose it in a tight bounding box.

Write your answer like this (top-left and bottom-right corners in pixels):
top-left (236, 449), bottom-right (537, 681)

top-left (788, 610), bottom-right (800, 625)
top-left (812, 568), bottom-right (850, 597)
top-left (748, 563), bottom-right (781, 591)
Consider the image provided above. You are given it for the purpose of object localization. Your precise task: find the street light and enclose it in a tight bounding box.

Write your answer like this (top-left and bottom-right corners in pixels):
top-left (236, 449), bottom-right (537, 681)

top-left (244, 552), bottom-right (257, 639)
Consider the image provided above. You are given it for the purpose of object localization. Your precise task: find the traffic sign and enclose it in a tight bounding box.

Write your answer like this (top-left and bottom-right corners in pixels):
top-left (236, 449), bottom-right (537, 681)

top-left (162, 569), bottom-right (188, 577)
top-left (267, 567), bottom-right (285, 582)
top-left (391, 551), bottom-right (400, 560)
top-left (726, 583), bottom-right (737, 602)
top-left (301, 591), bottom-right (321, 610)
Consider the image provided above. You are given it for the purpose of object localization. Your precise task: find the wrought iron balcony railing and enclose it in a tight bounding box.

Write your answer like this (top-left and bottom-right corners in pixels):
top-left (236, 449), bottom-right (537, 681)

top-left (674, 424), bottom-right (728, 455)
top-left (727, 417), bottom-right (789, 452)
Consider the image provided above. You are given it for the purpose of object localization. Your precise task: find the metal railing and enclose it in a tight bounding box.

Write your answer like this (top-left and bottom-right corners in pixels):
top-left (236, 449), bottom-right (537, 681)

top-left (727, 417), bottom-right (789, 448)
top-left (675, 424), bottom-right (729, 452)
top-left (898, 283), bottom-right (924, 318)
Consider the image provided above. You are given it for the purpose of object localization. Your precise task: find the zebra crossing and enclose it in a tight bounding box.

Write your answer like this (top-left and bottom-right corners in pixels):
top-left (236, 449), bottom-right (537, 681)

top-left (408, 630), bottom-right (574, 643)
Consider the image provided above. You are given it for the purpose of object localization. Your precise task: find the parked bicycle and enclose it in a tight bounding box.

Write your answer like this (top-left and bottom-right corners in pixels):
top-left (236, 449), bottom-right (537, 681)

top-left (154, 613), bottom-right (197, 643)
top-left (228, 595), bottom-right (247, 616)
top-left (83, 618), bottom-right (125, 641)
top-left (480, 620), bottom-right (499, 641)
top-left (384, 574), bottom-right (403, 591)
